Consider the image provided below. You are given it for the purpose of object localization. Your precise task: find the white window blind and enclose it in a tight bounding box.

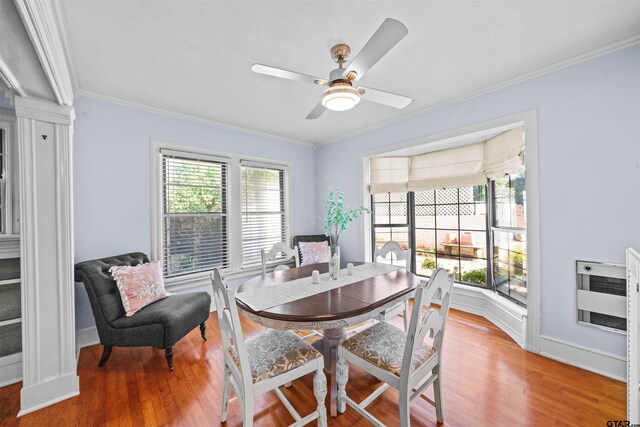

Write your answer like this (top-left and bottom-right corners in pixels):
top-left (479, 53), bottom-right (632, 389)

top-left (241, 162), bottom-right (289, 267)
top-left (162, 152), bottom-right (229, 277)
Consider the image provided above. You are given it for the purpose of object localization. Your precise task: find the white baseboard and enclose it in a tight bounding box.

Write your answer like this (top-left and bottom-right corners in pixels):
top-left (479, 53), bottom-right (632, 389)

top-left (449, 283), bottom-right (527, 348)
top-left (0, 353), bottom-right (22, 387)
top-left (539, 335), bottom-right (626, 381)
top-left (18, 372), bottom-right (79, 416)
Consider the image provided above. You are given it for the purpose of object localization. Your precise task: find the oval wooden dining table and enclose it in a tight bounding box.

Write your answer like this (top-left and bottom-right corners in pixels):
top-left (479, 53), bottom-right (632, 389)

top-left (236, 262), bottom-right (421, 417)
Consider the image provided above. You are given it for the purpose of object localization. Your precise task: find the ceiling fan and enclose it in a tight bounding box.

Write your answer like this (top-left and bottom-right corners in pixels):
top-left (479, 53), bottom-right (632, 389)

top-left (251, 18), bottom-right (413, 119)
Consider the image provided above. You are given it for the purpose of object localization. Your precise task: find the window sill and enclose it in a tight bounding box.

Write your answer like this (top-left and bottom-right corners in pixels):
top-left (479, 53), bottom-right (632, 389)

top-left (164, 264), bottom-right (287, 292)
top-left (421, 279), bottom-right (527, 347)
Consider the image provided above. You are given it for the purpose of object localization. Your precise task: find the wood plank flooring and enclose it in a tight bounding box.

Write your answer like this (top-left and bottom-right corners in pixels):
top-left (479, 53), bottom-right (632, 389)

top-left (0, 309), bottom-right (625, 426)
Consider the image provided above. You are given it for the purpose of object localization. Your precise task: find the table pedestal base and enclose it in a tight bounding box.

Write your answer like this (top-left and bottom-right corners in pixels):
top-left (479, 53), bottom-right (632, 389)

top-left (312, 327), bottom-right (346, 417)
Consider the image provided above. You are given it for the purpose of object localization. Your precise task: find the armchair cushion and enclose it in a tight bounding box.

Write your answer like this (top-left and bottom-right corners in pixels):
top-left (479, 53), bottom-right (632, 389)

top-left (111, 292), bottom-right (211, 348)
top-left (110, 260), bottom-right (170, 316)
top-left (298, 241), bottom-right (330, 266)
top-left (293, 234), bottom-right (330, 266)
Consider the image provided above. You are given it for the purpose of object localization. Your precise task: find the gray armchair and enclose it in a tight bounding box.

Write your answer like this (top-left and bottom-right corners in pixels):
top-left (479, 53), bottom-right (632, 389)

top-left (74, 252), bottom-right (211, 371)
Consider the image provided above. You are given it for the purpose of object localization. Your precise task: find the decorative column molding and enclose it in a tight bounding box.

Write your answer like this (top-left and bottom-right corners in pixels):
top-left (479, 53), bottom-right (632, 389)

top-left (13, 0), bottom-right (76, 105)
top-left (14, 96), bottom-right (78, 415)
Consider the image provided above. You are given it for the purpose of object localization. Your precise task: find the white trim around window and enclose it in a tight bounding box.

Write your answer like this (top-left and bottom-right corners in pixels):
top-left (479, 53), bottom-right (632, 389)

top-left (150, 140), bottom-right (293, 289)
top-left (359, 110), bottom-right (540, 353)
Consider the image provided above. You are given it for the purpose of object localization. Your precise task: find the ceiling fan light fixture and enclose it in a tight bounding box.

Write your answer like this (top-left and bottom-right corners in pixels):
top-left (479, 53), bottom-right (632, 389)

top-left (321, 83), bottom-right (361, 111)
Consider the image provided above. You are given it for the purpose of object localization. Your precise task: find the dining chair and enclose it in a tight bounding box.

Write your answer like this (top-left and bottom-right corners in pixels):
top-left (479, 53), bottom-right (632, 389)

top-left (336, 268), bottom-right (454, 426)
top-left (212, 269), bottom-right (328, 427)
top-left (261, 242), bottom-right (299, 274)
top-left (374, 241), bottom-right (412, 331)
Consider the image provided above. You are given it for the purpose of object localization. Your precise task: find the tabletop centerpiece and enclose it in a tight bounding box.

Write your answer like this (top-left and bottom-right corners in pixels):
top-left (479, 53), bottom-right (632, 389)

top-left (323, 187), bottom-right (369, 280)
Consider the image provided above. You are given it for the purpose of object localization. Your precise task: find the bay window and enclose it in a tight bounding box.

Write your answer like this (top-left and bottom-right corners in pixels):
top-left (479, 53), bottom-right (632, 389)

top-left (369, 127), bottom-right (527, 306)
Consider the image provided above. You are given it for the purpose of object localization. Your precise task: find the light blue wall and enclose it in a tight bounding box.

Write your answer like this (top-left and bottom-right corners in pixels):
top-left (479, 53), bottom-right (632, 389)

top-left (73, 97), bottom-right (317, 329)
top-left (315, 45), bottom-right (640, 357)
top-left (0, 91), bottom-right (12, 109)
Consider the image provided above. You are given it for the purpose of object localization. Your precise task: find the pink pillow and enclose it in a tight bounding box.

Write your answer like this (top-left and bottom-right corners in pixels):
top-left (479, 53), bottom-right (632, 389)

top-left (299, 241), bottom-right (330, 266)
top-left (109, 261), bottom-right (170, 317)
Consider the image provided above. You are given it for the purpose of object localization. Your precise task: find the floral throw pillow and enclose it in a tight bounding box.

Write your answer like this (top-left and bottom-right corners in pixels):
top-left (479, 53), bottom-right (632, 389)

top-left (109, 261), bottom-right (170, 317)
top-left (298, 241), bottom-right (330, 266)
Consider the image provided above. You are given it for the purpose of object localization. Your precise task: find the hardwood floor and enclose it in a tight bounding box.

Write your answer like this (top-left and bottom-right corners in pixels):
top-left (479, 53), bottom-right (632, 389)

top-left (0, 309), bottom-right (625, 426)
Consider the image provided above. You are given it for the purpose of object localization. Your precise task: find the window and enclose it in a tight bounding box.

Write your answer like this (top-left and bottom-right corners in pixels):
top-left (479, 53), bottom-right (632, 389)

top-left (153, 143), bottom-right (291, 282)
top-left (161, 151), bottom-right (229, 277)
top-left (241, 162), bottom-right (289, 267)
top-left (414, 186), bottom-right (488, 286)
top-left (371, 192), bottom-right (410, 268)
top-left (371, 176), bottom-right (527, 306)
top-left (491, 172), bottom-right (527, 305)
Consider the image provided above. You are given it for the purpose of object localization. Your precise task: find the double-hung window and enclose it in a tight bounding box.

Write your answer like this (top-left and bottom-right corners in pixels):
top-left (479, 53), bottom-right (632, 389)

top-left (161, 150), bottom-right (229, 278)
top-left (154, 143), bottom-right (291, 283)
top-left (241, 162), bottom-right (289, 267)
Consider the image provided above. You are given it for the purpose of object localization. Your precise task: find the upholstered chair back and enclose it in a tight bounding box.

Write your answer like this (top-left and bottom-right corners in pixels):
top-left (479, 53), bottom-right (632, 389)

top-left (74, 252), bottom-right (149, 327)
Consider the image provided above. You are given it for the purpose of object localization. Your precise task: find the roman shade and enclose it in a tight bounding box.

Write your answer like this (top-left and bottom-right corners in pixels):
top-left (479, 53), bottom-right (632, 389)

top-left (408, 142), bottom-right (486, 191)
top-left (370, 157), bottom-right (410, 193)
top-left (484, 128), bottom-right (525, 179)
top-left (370, 127), bottom-right (524, 193)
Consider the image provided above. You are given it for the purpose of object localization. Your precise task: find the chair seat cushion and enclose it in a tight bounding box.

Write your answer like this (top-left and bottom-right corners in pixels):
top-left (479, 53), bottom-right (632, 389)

top-left (232, 330), bottom-right (321, 383)
top-left (340, 321), bottom-right (436, 376)
top-left (111, 292), bottom-right (210, 348)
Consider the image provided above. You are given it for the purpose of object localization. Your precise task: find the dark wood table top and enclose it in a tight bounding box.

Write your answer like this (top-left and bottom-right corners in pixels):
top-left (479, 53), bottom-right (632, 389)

top-left (237, 262), bottom-right (420, 323)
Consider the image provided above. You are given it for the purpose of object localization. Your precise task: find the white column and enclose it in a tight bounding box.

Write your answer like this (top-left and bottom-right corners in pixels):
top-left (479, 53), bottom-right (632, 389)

top-left (14, 97), bottom-right (78, 415)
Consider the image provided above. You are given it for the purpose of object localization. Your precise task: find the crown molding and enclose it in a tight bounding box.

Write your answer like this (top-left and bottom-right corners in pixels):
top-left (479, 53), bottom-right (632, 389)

top-left (317, 34), bottom-right (640, 147)
top-left (77, 89), bottom-right (315, 147)
top-left (0, 55), bottom-right (26, 101)
top-left (14, 0), bottom-right (75, 106)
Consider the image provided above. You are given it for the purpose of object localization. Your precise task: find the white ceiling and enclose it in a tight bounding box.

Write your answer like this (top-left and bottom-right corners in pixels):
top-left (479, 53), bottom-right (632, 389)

top-left (59, 0), bottom-right (640, 145)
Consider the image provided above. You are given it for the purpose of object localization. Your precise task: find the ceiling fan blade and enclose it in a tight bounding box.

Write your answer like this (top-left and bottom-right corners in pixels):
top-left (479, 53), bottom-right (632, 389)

top-left (251, 64), bottom-right (327, 85)
top-left (342, 18), bottom-right (408, 82)
top-left (358, 86), bottom-right (412, 109)
top-left (305, 102), bottom-right (326, 120)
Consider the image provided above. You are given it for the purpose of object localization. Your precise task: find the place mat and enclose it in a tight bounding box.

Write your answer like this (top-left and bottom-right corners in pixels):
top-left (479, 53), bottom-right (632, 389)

top-left (236, 263), bottom-right (401, 312)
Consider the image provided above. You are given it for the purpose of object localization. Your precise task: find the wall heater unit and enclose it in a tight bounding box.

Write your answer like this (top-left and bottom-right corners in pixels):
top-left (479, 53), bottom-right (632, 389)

top-left (577, 260), bottom-right (626, 334)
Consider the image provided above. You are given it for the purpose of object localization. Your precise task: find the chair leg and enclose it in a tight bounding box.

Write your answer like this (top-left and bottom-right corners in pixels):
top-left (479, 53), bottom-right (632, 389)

top-left (241, 393), bottom-right (254, 427)
top-left (221, 366), bottom-right (231, 422)
top-left (433, 366), bottom-right (444, 422)
top-left (200, 322), bottom-right (207, 341)
top-left (98, 345), bottom-right (112, 367)
top-left (165, 347), bottom-right (173, 371)
top-left (313, 367), bottom-right (328, 427)
top-left (336, 356), bottom-right (349, 414)
top-left (399, 388), bottom-right (411, 427)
